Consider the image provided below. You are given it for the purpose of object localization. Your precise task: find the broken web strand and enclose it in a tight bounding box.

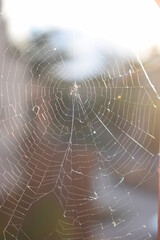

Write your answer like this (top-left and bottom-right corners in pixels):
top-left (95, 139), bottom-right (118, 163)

top-left (0, 25), bottom-right (159, 240)
top-left (0, 62), bottom-right (158, 240)
top-left (0, 63), bottom-right (158, 238)
top-left (0, 40), bottom-right (72, 239)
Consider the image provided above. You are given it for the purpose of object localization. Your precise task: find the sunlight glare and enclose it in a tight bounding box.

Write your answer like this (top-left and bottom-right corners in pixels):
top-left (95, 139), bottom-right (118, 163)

top-left (2, 0), bottom-right (160, 53)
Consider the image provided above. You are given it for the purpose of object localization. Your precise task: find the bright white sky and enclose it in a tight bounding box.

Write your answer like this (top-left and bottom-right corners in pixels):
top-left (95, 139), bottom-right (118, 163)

top-left (2, 0), bottom-right (160, 54)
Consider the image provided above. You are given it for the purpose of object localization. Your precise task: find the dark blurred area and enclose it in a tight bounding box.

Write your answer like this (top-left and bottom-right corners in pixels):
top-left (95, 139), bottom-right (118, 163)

top-left (0, 1), bottom-right (160, 240)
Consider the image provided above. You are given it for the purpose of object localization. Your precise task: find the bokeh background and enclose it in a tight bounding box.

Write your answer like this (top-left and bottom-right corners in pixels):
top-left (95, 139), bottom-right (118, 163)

top-left (0, 0), bottom-right (160, 239)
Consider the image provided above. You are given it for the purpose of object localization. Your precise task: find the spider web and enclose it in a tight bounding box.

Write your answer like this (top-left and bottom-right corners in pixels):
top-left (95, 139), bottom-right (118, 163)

top-left (0, 15), bottom-right (159, 240)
